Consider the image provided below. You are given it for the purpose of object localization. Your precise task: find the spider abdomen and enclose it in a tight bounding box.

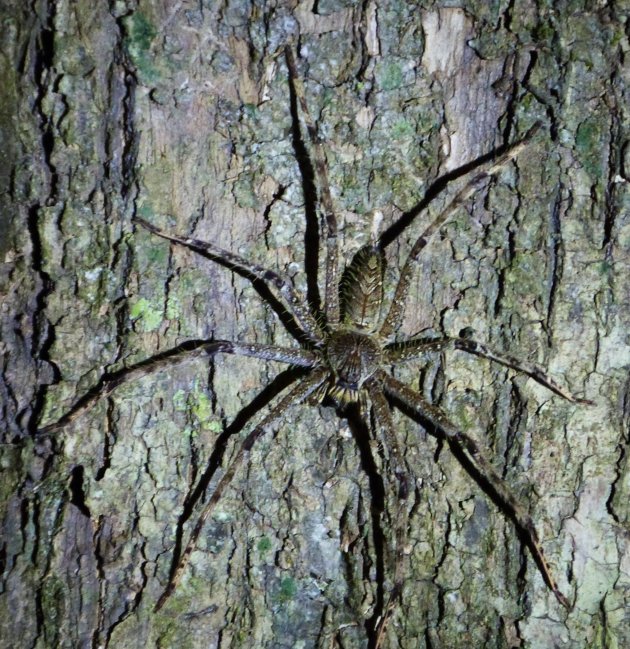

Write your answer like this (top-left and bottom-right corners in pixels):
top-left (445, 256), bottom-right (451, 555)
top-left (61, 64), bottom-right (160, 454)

top-left (340, 245), bottom-right (385, 332)
top-left (325, 330), bottom-right (383, 402)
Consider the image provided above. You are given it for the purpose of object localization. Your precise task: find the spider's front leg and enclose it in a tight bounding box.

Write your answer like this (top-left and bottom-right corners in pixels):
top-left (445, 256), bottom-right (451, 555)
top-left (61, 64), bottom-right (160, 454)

top-left (382, 373), bottom-right (572, 609)
top-left (155, 366), bottom-right (329, 611)
top-left (365, 379), bottom-right (411, 649)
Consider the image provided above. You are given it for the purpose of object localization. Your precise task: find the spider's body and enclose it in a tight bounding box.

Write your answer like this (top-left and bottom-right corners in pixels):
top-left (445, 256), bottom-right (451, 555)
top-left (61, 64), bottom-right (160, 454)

top-left (41, 46), bottom-right (592, 644)
top-left (325, 244), bottom-right (385, 401)
top-left (340, 245), bottom-right (385, 333)
top-left (325, 328), bottom-right (383, 402)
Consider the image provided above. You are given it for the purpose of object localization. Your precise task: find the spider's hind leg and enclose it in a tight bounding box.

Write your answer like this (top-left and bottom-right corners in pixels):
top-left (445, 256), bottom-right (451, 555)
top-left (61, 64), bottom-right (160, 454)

top-left (134, 217), bottom-right (325, 345)
top-left (379, 122), bottom-right (541, 340)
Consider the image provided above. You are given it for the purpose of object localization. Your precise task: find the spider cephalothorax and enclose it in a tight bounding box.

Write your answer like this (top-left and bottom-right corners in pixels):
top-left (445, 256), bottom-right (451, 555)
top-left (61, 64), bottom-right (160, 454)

top-left (40, 46), bottom-right (591, 645)
top-left (325, 328), bottom-right (383, 403)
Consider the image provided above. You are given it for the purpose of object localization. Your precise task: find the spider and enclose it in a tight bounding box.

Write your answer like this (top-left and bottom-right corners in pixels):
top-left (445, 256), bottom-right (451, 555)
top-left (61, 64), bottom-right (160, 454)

top-left (40, 46), bottom-right (591, 641)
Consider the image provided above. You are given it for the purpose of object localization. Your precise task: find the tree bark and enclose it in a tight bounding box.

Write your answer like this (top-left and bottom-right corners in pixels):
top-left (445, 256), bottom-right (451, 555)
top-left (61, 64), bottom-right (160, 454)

top-left (1, 2), bottom-right (628, 648)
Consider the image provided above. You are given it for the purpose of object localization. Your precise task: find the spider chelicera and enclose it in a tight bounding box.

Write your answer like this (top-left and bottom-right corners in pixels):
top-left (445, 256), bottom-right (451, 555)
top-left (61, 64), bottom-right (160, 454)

top-left (40, 47), bottom-right (591, 638)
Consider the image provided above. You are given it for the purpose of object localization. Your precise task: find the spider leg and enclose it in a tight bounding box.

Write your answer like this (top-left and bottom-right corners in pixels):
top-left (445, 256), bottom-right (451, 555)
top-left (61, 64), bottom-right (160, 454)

top-left (134, 217), bottom-right (325, 344)
top-left (285, 46), bottom-right (340, 326)
top-left (379, 122), bottom-right (541, 340)
top-left (38, 341), bottom-right (318, 435)
top-left (382, 373), bottom-right (571, 609)
top-left (154, 366), bottom-right (328, 611)
top-left (385, 336), bottom-right (593, 404)
top-left (365, 377), bottom-right (410, 649)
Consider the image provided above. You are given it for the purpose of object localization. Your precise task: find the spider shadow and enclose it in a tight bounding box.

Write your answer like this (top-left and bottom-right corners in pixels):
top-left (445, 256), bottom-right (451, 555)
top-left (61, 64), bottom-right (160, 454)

top-left (285, 53), bottom-right (324, 326)
top-left (166, 47), bottom-right (327, 351)
top-left (334, 401), bottom-right (402, 645)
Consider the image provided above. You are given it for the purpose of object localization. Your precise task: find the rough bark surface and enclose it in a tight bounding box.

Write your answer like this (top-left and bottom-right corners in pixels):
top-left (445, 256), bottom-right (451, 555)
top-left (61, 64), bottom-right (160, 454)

top-left (1, 2), bottom-right (628, 648)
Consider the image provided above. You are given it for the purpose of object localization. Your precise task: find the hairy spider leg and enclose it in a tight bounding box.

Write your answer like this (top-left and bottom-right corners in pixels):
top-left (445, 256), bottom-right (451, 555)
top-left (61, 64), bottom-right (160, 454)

top-left (285, 46), bottom-right (340, 326)
top-left (366, 376), bottom-right (411, 649)
top-left (379, 122), bottom-right (541, 340)
top-left (382, 373), bottom-right (571, 609)
top-left (155, 367), bottom-right (329, 611)
top-left (134, 217), bottom-right (325, 345)
top-left (38, 341), bottom-right (318, 436)
top-left (386, 336), bottom-right (593, 404)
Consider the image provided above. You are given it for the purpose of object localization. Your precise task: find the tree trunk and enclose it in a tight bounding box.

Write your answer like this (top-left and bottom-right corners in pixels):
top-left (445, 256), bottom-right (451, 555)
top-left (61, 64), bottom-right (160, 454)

top-left (2, 2), bottom-right (628, 648)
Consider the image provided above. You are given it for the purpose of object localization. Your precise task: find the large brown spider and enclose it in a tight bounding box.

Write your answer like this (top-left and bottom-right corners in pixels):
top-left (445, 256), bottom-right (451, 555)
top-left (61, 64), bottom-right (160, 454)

top-left (41, 47), bottom-right (591, 640)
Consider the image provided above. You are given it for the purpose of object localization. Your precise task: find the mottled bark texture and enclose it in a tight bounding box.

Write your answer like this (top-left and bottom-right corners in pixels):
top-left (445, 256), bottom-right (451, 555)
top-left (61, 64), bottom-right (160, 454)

top-left (1, 2), bottom-right (628, 648)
